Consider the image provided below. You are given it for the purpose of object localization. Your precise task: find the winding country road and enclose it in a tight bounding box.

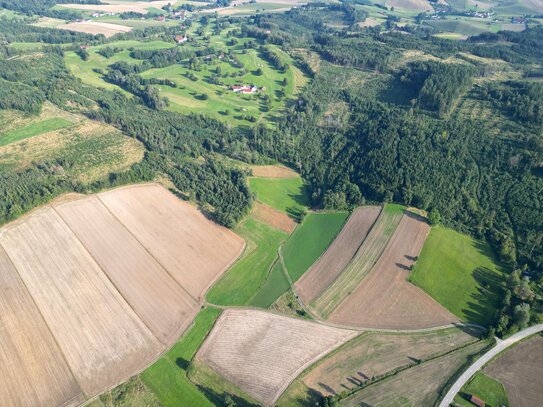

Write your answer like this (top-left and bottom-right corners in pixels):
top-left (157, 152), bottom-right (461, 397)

top-left (439, 324), bottom-right (543, 407)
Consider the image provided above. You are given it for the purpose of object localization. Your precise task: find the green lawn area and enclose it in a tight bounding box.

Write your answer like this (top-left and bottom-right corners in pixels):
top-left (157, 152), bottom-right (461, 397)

top-left (455, 372), bottom-right (509, 407)
top-left (0, 117), bottom-right (72, 146)
top-left (410, 227), bottom-right (506, 326)
top-left (283, 211), bottom-right (349, 281)
top-left (250, 260), bottom-right (291, 308)
top-left (249, 177), bottom-right (309, 217)
top-left (140, 307), bottom-right (221, 407)
top-left (206, 217), bottom-right (287, 306)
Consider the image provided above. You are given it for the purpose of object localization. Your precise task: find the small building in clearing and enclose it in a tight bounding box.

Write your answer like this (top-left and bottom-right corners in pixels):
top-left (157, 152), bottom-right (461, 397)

top-left (175, 35), bottom-right (188, 44)
top-left (231, 85), bottom-right (258, 94)
top-left (469, 394), bottom-right (486, 407)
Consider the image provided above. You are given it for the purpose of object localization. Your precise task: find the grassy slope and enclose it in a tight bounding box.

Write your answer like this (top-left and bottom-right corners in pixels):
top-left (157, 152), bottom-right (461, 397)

top-left (206, 217), bottom-right (287, 306)
top-left (455, 372), bottom-right (509, 407)
top-left (410, 226), bottom-right (505, 326)
top-left (141, 307), bottom-right (221, 407)
top-left (250, 260), bottom-right (291, 308)
top-left (248, 177), bottom-right (309, 216)
top-left (0, 117), bottom-right (72, 146)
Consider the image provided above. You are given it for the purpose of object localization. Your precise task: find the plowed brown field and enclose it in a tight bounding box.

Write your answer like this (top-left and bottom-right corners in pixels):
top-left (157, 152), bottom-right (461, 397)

top-left (197, 309), bottom-right (357, 405)
top-left (328, 213), bottom-right (457, 329)
top-left (99, 184), bottom-right (244, 300)
top-left (251, 165), bottom-right (298, 178)
top-left (484, 335), bottom-right (543, 407)
top-left (251, 201), bottom-right (297, 233)
top-left (294, 206), bottom-right (381, 305)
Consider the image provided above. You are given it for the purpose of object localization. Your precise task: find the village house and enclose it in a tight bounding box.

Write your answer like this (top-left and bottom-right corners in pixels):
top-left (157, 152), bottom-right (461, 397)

top-left (175, 35), bottom-right (188, 44)
top-left (156, 15), bottom-right (166, 22)
top-left (231, 85), bottom-right (258, 94)
top-left (469, 394), bottom-right (486, 407)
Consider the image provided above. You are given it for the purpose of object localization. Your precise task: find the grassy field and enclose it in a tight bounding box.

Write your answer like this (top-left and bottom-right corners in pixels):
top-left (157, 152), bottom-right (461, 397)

top-left (250, 260), bottom-right (291, 308)
top-left (282, 212), bottom-right (349, 282)
top-left (248, 177), bottom-right (309, 216)
top-left (410, 226), bottom-right (505, 326)
top-left (206, 217), bottom-right (287, 306)
top-left (0, 117), bottom-right (72, 147)
top-left (98, 376), bottom-right (160, 407)
top-left (141, 307), bottom-right (221, 407)
top-left (455, 372), bottom-right (509, 407)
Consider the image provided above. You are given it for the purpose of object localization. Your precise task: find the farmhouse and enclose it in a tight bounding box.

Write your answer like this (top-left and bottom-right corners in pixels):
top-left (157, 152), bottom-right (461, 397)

top-left (175, 35), bottom-right (188, 44)
top-left (232, 85), bottom-right (258, 94)
top-left (469, 394), bottom-right (486, 407)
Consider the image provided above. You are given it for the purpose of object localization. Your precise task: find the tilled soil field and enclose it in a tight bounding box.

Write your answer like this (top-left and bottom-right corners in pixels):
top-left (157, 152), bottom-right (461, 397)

top-left (252, 201), bottom-right (297, 233)
top-left (197, 309), bottom-right (358, 405)
top-left (250, 165), bottom-right (299, 178)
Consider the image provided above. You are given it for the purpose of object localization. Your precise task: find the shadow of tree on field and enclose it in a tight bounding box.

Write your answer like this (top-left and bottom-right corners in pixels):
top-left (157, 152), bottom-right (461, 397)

top-left (460, 266), bottom-right (504, 326)
top-left (317, 382), bottom-right (337, 396)
top-left (195, 383), bottom-right (259, 407)
top-left (175, 357), bottom-right (190, 370)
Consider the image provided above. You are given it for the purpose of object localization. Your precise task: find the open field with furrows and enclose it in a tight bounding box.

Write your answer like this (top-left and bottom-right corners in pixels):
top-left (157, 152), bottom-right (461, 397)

top-left (0, 246), bottom-right (84, 407)
top-left (56, 195), bottom-right (198, 345)
top-left (483, 335), bottom-right (543, 407)
top-left (99, 184), bottom-right (245, 300)
top-left (197, 309), bottom-right (358, 405)
top-left (295, 206), bottom-right (381, 306)
top-left (340, 340), bottom-right (490, 407)
top-left (410, 226), bottom-right (505, 326)
top-left (278, 326), bottom-right (482, 404)
top-left (0, 184), bottom-right (244, 405)
top-left (0, 104), bottom-right (144, 182)
top-left (311, 204), bottom-right (404, 318)
top-left (0, 206), bottom-right (162, 397)
top-left (329, 212), bottom-right (458, 329)
top-left (59, 21), bottom-right (133, 37)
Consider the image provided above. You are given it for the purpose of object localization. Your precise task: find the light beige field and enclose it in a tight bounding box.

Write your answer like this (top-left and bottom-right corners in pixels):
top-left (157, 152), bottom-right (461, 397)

top-left (295, 206), bottom-right (381, 305)
top-left (251, 165), bottom-right (298, 178)
top-left (59, 22), bottom-right (132, 37)
top-left (0, 207), bottom-right (161, 396)
top-left (386, 0), bottom-right (432, 11)
top-left (59, 1), bottom-right (174, 13)
top-left (252, 201), bottom-right (297, 233)
top-left (56, 195), bottom-right (198, 345)
top-left (328, 213), bottom-right (457, 329)
top-left (99, 184), bottom-right (245, 300)
top-left (197, 309), bottom-right (357, 405)
top-left (0, 246), bottom-right (84, 407)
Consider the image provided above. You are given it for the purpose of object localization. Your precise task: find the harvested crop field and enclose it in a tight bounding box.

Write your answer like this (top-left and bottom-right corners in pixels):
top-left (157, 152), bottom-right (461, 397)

top-left (59, 1), bottom-right (173, 14)
top-left (295, 206), bottom-right (381, 306)
top-left (0, 183), bottom-right (244, 405)
top-left (484, 335), bottom-right (543, 407)
top-left (59, 22), bottom-right (132, 37)
top-left (251, 164), bottom-right (298, 178)
top-left (197, 309), bottom-right (357, 405)
top-left (328, 212), bottom-right (458, 329)
top-left (252, 201), bottom-right (296, 233)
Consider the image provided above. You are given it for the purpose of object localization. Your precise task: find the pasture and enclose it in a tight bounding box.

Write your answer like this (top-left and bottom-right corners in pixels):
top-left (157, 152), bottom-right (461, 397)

top-left (58, 1), bottom-right (176, 14)
top-left (0, 117), bottom-right (71, 146)
top-left (250, 260), bottom-right (291, 308)
top-left (455, 372), bottom-right (509, 407)
top-left (410, 226), bottom-right (505, 326)
top-left (58, 21), bottom-right (132, 37)
top-left (197, 309), bottom-right (357, 405)
top-left (248, 176), bottom-right (309, 216)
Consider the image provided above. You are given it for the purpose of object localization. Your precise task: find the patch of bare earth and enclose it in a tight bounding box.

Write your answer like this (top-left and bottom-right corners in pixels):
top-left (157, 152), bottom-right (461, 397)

top-left (328, 213), bottom-right (458, 329)
top-left (59, 22), bottom-right (132, 37)
top-left (251, 201), bottom-right (297, 233)
top-left (295, 206), bottom-right (381, 305)
top-left (251, 164), bottom-right (298, 178)
top-left (197, 309), bottom-right (357, 405)
top-left (484, 335), bottom-right (543, 407)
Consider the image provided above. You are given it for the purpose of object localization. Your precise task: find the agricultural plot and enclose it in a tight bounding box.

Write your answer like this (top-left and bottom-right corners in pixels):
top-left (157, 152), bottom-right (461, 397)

top-left (0, 117), bottom-right (72, 147)
top-left (99, 183), bottom-right (245, 300)
top-left (252, 201), bottom-right (297, 233)
top-left (483, 335), bottom-right (543, 407)
top-left (279, 326), bottom-right (481, 403)
top-left (59, 21), bottom-right (132, 37)
top-left (295, 206), bottom-right (381, 306)
top-left (340, 340), bottom-right (489, 407)
top-left (249, 176), bottom-right (309, 216)
top-left (58, 1), bottom-right (175, 14)
top-left (250, 164), bottom-right (298, 178)
top-left (329, 212), bottom-right (457, 329)
top-left (455, 372), bottom-right (509, 407)
top-left (410, 226), bottom-right (505, 326)
top-left (311, 204), bottom-right (404, 318)
top-left (197, 309), bottom-right (357, 405)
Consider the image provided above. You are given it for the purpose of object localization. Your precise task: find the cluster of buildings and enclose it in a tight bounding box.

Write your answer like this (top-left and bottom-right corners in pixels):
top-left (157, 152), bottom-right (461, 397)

top-left (91, 12), bottom-right (117, 18)
top-left (156, 10), bottom-right (187, 22)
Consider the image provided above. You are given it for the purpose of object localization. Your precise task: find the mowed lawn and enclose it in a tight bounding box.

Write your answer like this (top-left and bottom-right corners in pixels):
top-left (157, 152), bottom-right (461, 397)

top-left (0, 117), bottom-right (72, 146)
top-left (456, 372), bottom-right (509, 407)
top-left (206, 217), bottom-right (287, 306)
top-left (249, 177), bottom-right (309, 217)
top-left (141, 307), bottom-right (221, 407)
top-left (410, 227), bottom-right (505, 326)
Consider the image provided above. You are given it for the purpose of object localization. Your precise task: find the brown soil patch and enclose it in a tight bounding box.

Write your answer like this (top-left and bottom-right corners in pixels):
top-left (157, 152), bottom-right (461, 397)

top-left (484, 335), bottom-right (543, 407)
top-left (252, 201), bottom-right (296, 233)
top-left (251, 164), bottom-right (299, 178)
top-left (302, 327), bottom-right (481, 397)
top-left (295, 206), bottom-right (381, 305)
top-left (59, 1), bottom-right (173, 14)
top-left (0, 246), bottom-right (84, 407)
top-left (329, 213), bottom-right (458, 329)
top-left (197, 309), bottom-right (357, 405)
top-left (98, 184), bottom-right (245, 300)
top-left (59, 22), bottom-right (132, 37)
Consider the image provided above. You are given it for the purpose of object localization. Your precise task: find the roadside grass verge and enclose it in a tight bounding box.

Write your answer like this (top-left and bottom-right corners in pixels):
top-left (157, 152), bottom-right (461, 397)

top-left (0, 117), bottom-right (72, 146)
top-left (455, 372), bottom-right (509, 407)
top-left (410, 226), bottom-right (505, 326)
top-left (206, 217), bottom-right (287, 306)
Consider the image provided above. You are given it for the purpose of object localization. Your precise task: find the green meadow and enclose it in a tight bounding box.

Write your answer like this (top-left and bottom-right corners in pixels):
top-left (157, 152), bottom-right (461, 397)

top-left (248, 177), bottom-right (309, 216)
top-left (0, 117), bottom-right (72, 146)
top-left (456, 372), bottom-right (509, 407)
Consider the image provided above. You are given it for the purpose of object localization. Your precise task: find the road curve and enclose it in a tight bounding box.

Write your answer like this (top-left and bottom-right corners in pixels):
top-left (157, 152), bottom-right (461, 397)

top-left (439, 324), bottom-right (543, 407)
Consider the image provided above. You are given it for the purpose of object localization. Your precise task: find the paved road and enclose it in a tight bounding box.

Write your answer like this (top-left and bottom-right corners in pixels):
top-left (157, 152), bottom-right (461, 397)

top-left (439, 324), bottom-right (543, 407)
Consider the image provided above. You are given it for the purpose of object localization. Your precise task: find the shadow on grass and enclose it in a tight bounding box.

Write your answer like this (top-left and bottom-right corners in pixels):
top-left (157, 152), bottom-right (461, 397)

top-left (195, 383), bottom-right (259, 407)
top-left (461, 266), bottom-right (503, 326)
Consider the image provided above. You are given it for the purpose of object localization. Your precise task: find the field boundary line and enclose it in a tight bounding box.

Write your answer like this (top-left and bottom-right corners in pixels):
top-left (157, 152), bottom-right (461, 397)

top-left (0, 239), bottom-right (87, 399)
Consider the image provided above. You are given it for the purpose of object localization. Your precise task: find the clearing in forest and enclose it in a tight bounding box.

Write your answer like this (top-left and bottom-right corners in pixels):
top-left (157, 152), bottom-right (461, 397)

top-left (295, 206), bottom-right (381, 306)
top-left (250, 165), bottom-right (299, 178)
top-left (328, 212), bottom-right (457, 329)
top-left (197, 309), bottom-right (357, 405)
top-left (311, 204), bottom-right (404, 318)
